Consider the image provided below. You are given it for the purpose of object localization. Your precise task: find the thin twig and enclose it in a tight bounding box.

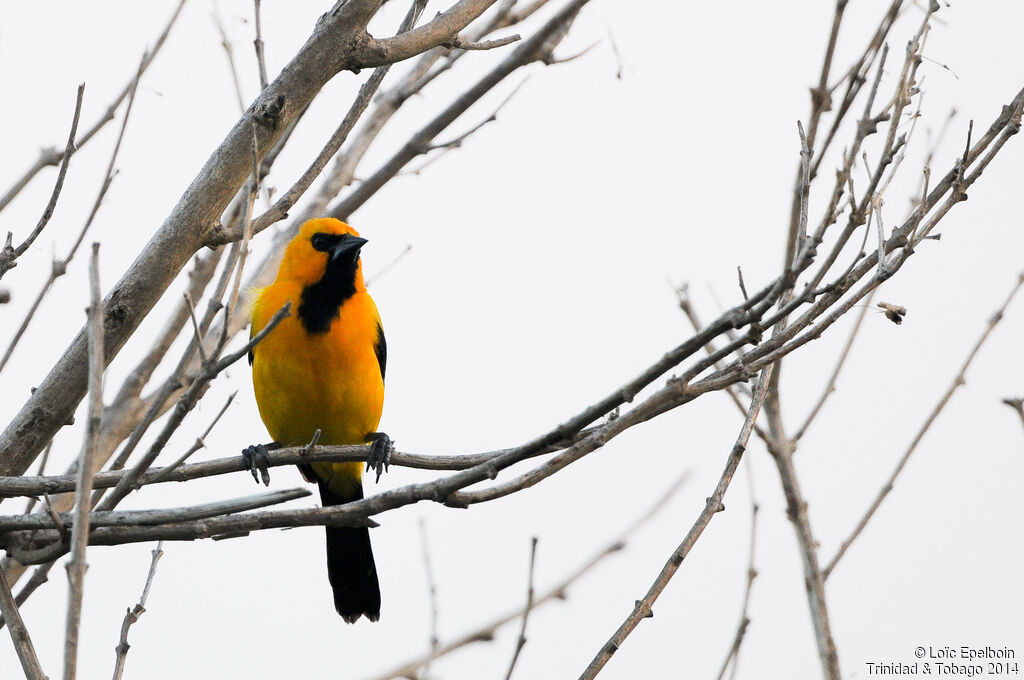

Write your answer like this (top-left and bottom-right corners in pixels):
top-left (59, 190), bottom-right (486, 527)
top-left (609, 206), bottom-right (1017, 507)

top-left (578, 367), bottom-right (773, 680)
top-left (429, 77), bottom-right (526, 152)
top-left (183, 292), bottom-right (209, 365)
top-left (328, 0), bottom-right (591, 221)
top-left (417, 518), bottom-right (440, 677)
top-left (43, 494), bottom-right (66, 533)
top-left (793, 288), bottom-right (877, 442)
top-left (147, 391), bottom-right (237, 485)
top-left (674, 284), bottom-right (763, 435)
top-left (253, 0), bottom-right (269, 91)
top-left (3, 488), bottom-right (311, 534)
top-left (95, 303), bottom-right (291, 513)
top-left (824, 271), bottom-right (1024, 578)
top-left (22, 440), bottom-right (54, 516)
top-left (367, 470), bottom-right (690, 680)
top-left (221, 0), bottom-right (428, 243)
top-left (0, 84), bottom-right (85, 280)
top-left (366, 244), bottom-right (413, 288)
top-left (717, 457), bottom-right (759, 680)
top-left (443, 34), bottom-right (521, 50)
top-left (503, 536), bottom-right (538, 680)
top-left (212, 3), bottom-right (247, 113)
top-left (223, 122), bottom-right (261, 332)
top-left (0, 51), bottom-right (144, 376)
top-left (110, 541), bottom-right (165, 680)
top-left (794, 120), bottom-right (812, 267)
top-left (63, 243), bottom-right (105, 680)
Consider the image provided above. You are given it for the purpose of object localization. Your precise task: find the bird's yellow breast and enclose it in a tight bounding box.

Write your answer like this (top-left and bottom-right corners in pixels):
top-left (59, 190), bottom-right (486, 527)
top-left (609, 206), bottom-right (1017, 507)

top-left (250, 279), bottom-right (384, 486)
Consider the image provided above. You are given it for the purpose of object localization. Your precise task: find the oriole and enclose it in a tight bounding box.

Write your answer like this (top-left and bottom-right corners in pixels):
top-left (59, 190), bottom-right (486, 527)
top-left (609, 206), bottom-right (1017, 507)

top-left (246, 217), bottom-right (391, 623)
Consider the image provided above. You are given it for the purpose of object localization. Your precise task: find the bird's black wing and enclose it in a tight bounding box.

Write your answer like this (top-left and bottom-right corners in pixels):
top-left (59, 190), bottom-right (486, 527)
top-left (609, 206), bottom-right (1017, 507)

top-left (374, 321), bottom-right (387, 381)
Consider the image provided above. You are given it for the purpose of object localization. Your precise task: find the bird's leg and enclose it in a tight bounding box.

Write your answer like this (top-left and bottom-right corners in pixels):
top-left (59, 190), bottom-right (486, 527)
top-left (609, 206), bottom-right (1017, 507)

top-left (365, 432), bottom-right (393, 484)
top-left (241, 441), bottom-right (282, 486)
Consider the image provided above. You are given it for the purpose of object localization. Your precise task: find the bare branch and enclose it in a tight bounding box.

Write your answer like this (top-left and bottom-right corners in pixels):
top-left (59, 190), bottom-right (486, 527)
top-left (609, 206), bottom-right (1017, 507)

top-left (0, 562), bottom-right (46, 680)
top-left (793, 289), bottom-right (876, 442)
top-left (824, 271), bottom-right (1024, 578)
top-left (443, 34), bottom-right (521, 51)
top-left (717, 460), bottom-right (759, 680)
top-left (579, 368), bottom-right (772, 680)
top-left (219, 0), bottom-right (430, 244)
top-left (147, 392), bottom-right (237, 485)
top-left (365, 244), bottom-right (412, 288)
top-left (368, 470), bottom-right (689, 680)
top-left (357, 0), bottom-right (503, 67)
top-left (2, 488), bottom-right (311, 534)
top-left (0, 48), bottom-right (144, 374)
top-left (110, 542), bottom-right (164, 680)
top-left (0, 84), bottom-right (85, 281)
top-left (329, 0), bottom-right (593, 221)
top-left (21, 441), bottom-right (54, 516)
top-left (0, 0), bottom-right (183, 216)
top-left (94, 302), bottom-right (290, 513)
top-left (63, 244), bottom-right (105, 680)
top-left (0, 444), bottom-right (519, 498)
top-left (0, 0), bottom-right (502, 481)
top-left (768, 431), bottom-right (839, 679)
top-left (253, 0), bottom-right (269, 91)
top-left (417, 518), bottom-right (440, 677)
top-left (211, 3), bottom-right (247, 113)
top-left (503, 536), bottom-right (538, 680)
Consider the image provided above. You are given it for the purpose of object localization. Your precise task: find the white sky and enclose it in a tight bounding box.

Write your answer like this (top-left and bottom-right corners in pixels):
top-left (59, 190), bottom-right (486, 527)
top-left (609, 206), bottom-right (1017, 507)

top-left (1, 1), bottom-right (1023, 678)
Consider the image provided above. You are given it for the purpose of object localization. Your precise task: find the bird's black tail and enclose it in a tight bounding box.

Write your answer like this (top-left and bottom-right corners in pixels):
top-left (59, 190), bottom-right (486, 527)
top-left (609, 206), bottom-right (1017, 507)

top-left (318, 480), bottom-right (380, 623)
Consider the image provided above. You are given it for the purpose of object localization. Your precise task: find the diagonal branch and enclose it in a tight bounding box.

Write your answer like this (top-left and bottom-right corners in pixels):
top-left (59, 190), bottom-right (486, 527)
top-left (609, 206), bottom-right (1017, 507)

top-left (366, 470), bottom-right (689, 680)
top-left (356, 0), bottom-right (503, 67)
top-left (110, 542), bottom-right (165, 680)
top-left (0, 562), bottom-right (46, 680)
top-left (0, 0), bottom-right (185, 217)
top-left (63, 244), bottom-right (105, 680)
top-left (0, 84), bottom-right (85, 281)
top-left (578, 366), bottom-right (773, 680)
top-left (824, 270), bottom-right (1024, 578)
top-left (329, 0), bottom-right (592, 221)
top-left (0, 50), bottom-right (145, 378)
top-left (210, 0), bottom-right (430, 244)
top-left (0, 0), bottom-right (504, 483)
top-left (503, 536), bottom-right (538, 680)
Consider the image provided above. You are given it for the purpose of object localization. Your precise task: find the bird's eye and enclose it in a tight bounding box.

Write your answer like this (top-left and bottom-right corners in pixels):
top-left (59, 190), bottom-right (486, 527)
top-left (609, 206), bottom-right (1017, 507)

top-left (311, 233), bottom-right (328, 252)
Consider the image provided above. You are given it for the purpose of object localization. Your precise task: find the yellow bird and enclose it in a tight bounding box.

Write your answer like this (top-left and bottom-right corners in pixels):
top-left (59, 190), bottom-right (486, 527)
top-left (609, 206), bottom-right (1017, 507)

top-left (246, 217), bottom-right (390, 622)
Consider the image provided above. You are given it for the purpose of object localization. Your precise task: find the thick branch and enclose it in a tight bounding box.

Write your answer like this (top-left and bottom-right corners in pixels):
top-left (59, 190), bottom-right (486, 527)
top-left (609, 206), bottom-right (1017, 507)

top-left (0, 0), bottom-right (497, 481)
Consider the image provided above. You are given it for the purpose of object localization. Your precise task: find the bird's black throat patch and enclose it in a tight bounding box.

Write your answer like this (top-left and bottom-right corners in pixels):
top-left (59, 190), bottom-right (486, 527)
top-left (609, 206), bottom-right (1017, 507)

top-left (298, 236), bottom-right (361, 334)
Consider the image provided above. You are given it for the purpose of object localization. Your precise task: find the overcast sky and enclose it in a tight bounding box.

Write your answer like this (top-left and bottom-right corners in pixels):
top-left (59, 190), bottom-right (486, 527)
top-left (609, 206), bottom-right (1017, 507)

top-left (1, 1), bottom-right (1023, 678)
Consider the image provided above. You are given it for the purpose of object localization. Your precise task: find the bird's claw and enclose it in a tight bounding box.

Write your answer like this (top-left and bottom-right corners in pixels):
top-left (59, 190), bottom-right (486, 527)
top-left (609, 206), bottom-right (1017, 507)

top-left (366, 432), bottom-right (393, 484)
top-left (241, 442), bottom-right (279, 486)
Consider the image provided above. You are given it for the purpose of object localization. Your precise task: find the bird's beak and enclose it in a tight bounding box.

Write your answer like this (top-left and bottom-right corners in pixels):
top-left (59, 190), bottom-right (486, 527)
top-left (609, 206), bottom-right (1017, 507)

top-left (329, 236), bottom-right (368, 263)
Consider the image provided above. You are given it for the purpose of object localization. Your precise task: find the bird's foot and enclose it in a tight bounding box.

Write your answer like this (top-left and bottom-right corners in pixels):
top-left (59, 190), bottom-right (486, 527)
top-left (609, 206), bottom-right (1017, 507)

top-left (365, 432), bottom-right (393, 484)
top-left (241, 441), bottom-right (281, 486)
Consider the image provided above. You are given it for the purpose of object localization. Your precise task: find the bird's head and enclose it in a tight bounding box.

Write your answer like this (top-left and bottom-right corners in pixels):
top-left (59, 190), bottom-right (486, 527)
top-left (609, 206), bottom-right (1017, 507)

top-left (280, 218), bottom-right (368, 288)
